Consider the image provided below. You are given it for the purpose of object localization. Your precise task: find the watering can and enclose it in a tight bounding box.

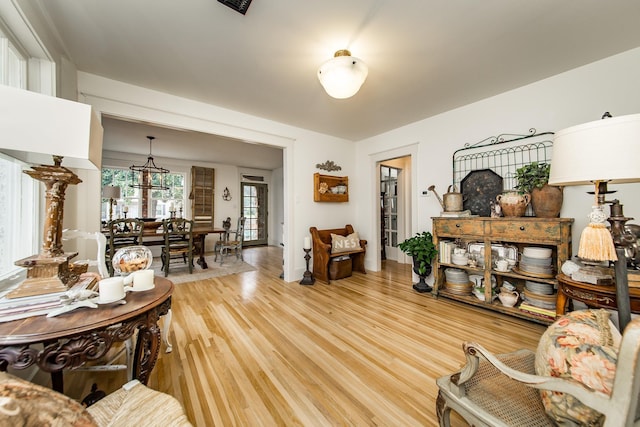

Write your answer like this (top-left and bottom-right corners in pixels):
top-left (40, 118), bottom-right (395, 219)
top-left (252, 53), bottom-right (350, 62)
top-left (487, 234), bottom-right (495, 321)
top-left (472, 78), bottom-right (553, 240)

top-left (428, 185), bottom-right (464, 212)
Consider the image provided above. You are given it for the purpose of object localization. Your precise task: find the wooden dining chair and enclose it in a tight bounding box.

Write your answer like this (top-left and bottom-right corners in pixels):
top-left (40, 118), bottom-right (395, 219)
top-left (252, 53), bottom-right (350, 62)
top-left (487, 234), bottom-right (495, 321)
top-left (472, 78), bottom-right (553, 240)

top-left (161, 218), bottom-right (194, 277)
top-left (214, 216), bottom-right (245, 265)
top-left (105, 219), bottom-right (144, 276)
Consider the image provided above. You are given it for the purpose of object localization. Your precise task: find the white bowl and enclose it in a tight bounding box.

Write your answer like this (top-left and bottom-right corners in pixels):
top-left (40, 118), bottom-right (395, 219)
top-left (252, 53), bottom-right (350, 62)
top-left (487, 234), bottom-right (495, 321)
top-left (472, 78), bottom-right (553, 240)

top-left (523, 247), bottom-right (552, 259)
top-left (451, 254), bottom-right (468, 265)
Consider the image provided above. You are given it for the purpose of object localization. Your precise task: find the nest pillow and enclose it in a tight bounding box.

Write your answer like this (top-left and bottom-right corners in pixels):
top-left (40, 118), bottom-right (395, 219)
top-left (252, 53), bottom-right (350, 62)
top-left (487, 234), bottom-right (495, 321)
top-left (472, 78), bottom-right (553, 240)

top-left (331, 232), bottom-right (361, 254)
top-left (535, 309), bottom-right (621, 426)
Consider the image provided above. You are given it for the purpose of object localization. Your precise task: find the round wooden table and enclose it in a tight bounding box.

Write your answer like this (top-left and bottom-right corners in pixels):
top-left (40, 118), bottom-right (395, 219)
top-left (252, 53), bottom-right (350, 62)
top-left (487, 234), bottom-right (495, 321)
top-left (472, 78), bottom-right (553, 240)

top-left (557, 273), bottom-right (640, 316)
top-left (0, 277), bottom-right (173, 393)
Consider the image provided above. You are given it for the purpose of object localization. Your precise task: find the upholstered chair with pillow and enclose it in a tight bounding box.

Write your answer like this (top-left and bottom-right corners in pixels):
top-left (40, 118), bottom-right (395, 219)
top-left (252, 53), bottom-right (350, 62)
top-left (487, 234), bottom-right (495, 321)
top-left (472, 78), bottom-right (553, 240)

top-left (435, 309), bottom-right (640, 427)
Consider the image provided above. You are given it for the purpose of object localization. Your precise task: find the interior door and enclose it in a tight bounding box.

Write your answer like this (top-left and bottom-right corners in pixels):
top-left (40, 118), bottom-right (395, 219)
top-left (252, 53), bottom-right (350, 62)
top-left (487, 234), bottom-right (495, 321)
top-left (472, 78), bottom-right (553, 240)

top-left (380, 165), bottom-right (401, 261)
top-left (241, 182), bottom-right (268, 246)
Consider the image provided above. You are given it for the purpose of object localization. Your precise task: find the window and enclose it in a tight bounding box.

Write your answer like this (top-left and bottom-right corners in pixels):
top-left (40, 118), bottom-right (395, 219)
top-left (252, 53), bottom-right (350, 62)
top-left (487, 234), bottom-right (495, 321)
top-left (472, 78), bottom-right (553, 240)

top-left (0, 30), bottom-right (38, 280)
top-left (0, 31), bottom-right (27, 88)
top-left (101, 167), bottom-right (186, 221)
top-left (0, 153), bottom-right (39, 279)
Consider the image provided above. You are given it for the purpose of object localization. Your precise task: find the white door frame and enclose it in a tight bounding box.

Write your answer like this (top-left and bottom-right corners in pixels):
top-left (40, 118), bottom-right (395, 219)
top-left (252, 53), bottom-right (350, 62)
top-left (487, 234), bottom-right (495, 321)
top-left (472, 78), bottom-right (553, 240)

top-left (368, 143), bottom-right (419, 271)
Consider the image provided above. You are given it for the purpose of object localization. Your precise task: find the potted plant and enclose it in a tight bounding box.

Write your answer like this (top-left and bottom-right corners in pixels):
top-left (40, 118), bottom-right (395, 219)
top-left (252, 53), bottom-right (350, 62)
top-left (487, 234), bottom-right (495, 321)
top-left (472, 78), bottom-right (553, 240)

top-left (398, 231), bottom-right (438, 293)
top-left (514, 161), bottom-right (563, 217)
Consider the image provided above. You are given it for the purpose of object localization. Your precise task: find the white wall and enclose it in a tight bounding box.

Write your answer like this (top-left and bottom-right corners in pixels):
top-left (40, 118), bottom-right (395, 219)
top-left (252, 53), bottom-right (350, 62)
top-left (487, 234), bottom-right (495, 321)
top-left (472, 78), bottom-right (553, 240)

top-left (355, 47), bottom-right (640, 280)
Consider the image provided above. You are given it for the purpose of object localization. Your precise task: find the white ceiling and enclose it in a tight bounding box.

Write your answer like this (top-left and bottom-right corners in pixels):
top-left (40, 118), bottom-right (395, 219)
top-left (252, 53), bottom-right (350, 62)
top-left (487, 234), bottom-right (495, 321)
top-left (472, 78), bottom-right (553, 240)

top-left (32, 0), bottom-right (640, 164)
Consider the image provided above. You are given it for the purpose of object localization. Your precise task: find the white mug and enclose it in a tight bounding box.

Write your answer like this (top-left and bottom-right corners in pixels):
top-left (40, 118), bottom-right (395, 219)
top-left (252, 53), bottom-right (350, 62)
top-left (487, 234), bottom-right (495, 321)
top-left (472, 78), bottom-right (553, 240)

top-left (98, 277), bottom-right (125, 302)
top-left (123, 269), bottom-right (155, 290)
top-left (496, 259), bottom-right (509, 271)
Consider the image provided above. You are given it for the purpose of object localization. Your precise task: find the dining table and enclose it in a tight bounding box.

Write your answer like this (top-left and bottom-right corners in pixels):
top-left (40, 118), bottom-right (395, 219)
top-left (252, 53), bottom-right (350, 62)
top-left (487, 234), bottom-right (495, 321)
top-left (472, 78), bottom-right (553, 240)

top-left (104, 220), bottom-right (226, 268)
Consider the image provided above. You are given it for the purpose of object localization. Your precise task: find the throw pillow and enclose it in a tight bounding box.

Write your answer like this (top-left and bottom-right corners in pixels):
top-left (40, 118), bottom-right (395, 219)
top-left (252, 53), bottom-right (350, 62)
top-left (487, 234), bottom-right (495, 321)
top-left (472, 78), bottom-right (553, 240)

top-left (0, 371), bottom-right (97, 426)
top-left (535, 309), bottom-right (620, 426)
top-left (331, 232), bottom-right (361, 254)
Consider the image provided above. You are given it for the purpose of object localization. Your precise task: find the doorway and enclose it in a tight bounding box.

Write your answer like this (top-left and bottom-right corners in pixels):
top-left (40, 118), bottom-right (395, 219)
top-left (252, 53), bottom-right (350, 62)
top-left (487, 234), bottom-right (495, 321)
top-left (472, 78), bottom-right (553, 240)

top-left (378, 156), bottom-right (411, 266)
top-left (241, 182), bottom-right (268, 246)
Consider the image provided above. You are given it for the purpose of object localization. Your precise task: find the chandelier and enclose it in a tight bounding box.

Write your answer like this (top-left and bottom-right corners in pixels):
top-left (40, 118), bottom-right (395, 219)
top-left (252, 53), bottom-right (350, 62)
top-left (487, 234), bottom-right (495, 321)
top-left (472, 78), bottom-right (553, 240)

top-left (129, 136), bottom-right (169, 190)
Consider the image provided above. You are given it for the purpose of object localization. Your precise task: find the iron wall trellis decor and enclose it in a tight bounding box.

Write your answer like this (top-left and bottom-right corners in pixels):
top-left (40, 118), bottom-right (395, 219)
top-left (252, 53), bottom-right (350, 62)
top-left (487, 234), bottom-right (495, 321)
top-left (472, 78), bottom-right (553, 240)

top-left (453, 129), bottom-right (554, 190)
top-left (452, 128), bottom-right (554, 216)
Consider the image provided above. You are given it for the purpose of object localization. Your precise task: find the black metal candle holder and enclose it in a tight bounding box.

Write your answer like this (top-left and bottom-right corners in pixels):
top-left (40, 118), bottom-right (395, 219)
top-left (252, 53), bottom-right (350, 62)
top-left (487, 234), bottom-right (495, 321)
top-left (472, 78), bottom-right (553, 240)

top-left (299, 248), bottom-right (315, 285)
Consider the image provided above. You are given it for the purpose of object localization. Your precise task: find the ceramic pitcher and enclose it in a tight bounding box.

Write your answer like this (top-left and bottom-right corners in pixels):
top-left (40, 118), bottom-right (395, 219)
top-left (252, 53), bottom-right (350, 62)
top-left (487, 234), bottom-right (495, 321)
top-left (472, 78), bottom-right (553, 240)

top-left (498, 290), bottom-right (519, 307)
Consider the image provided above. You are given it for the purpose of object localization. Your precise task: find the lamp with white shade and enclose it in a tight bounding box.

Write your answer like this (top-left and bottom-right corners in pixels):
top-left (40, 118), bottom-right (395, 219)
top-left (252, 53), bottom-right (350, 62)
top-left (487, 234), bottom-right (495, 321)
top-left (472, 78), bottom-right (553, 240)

top-left (0, 85), bottom-right (104, 296)
top-left (317, 49), bottom-right (368, 99)
top-left (102, 185), bottom-right (121, 222)
top-left (549, 112), bottom-right (640, 331)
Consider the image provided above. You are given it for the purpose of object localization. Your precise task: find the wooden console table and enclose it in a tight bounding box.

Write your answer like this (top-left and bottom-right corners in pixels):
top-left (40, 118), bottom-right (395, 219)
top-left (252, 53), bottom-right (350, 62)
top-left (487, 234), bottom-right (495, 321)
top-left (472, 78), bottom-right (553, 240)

top-left (0, 277), bottom-right (173, 394)
top-left (557, 273), bottom-right (640, 316)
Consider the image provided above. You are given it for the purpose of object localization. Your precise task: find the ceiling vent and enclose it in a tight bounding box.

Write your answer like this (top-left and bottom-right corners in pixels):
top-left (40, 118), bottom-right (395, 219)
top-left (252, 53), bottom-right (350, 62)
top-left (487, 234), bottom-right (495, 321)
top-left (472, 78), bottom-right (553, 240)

top-left (217, 0), bottom-right (253, 15)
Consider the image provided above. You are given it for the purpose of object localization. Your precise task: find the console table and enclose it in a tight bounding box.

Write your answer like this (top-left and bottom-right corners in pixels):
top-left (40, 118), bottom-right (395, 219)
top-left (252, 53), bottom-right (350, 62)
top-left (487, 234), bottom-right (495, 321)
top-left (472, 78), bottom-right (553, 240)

top-left (0, 277), bottom-right (173, 394)
top-left (557, 273), bottom-right (640, 316)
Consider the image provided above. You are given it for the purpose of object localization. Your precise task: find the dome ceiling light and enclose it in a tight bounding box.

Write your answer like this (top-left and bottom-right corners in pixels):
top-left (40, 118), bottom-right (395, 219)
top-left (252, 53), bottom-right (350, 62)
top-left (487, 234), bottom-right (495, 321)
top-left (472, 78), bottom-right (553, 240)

top-left (317, 49), bottom-right (368, 99)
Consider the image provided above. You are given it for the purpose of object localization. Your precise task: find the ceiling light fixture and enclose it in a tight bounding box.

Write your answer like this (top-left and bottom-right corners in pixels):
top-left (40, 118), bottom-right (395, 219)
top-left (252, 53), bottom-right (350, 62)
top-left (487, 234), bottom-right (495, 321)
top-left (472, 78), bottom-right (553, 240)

top-left (317, 49), bottom-right (368, 99)
top-left (129, 136), bottom-right (169, 190)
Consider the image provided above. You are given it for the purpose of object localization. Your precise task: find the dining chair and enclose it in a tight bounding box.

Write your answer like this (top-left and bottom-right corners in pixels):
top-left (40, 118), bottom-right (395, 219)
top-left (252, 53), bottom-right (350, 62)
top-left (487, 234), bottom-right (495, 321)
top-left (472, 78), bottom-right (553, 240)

top-left (215, 216), bottom-right (246, 265)
top-left (105, 219), bottom-right (144, 276)
top-left (161, 218), bottom-right (194, 277)
top-left (213, 217), bottom-right (232, 257)
top-left (62, 229), bottom-right (109, 279)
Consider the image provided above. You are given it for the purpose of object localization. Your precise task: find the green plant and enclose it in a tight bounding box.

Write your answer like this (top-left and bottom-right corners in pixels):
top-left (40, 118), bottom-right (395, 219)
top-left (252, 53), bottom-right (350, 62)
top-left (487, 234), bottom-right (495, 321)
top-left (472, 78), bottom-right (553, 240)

top-left (514, 162), bottom-right (551, 195)
top-left (398, 231), bottom-right (438, 275)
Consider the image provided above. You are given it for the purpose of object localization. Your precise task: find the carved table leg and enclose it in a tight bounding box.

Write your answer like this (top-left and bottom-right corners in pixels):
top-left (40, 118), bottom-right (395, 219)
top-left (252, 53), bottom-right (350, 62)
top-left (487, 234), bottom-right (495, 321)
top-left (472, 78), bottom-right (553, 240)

top-left (556, 288), bottom-right (568, 316)
top-left (195, 234), bottom-right (208, 269)
top-left (132, 298), bottom-right (170, 384)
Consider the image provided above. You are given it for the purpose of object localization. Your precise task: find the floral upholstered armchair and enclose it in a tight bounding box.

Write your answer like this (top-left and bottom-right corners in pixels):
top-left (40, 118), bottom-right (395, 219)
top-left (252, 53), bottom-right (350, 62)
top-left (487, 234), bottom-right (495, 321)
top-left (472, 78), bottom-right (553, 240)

top-left (436, 309), bottom-right (640, 427)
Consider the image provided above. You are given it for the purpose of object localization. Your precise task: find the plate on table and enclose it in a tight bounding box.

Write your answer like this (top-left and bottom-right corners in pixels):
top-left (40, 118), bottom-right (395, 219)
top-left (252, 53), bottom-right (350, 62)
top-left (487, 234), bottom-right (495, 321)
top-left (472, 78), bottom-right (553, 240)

top-left (90, 295), bottom-right (126, 305)
top-left (124, 285), bottom-right (155, 293)
top-left (461, 169), bottom-right (503, 217)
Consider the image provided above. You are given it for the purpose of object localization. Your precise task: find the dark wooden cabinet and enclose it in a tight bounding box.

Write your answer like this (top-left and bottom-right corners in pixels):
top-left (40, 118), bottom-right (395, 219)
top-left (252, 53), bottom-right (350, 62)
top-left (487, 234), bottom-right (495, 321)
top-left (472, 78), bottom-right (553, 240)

top-left (191, 166), bottom-right (215, 225)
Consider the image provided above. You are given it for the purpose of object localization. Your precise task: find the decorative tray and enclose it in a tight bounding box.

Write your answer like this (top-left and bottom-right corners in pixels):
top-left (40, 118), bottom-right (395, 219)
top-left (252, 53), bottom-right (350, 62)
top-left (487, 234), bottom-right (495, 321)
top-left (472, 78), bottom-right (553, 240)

top-left (467, 243), bottom-right (517, 268)
top-left (460, 169), bottom-right (503, 217)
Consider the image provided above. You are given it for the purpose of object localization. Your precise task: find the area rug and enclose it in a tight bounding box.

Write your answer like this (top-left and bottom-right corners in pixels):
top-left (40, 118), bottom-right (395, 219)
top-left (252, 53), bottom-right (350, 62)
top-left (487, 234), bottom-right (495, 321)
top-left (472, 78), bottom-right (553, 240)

top-left (150, 255), bottom-right (255, 284)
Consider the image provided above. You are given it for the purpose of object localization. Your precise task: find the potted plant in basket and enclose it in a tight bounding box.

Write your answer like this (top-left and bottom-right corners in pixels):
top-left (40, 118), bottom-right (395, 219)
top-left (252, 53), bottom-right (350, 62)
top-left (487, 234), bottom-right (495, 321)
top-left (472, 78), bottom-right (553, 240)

top-left (398, 231), bottom-right (438, 293)
top-left (514, 162), bottom-right (563, 218)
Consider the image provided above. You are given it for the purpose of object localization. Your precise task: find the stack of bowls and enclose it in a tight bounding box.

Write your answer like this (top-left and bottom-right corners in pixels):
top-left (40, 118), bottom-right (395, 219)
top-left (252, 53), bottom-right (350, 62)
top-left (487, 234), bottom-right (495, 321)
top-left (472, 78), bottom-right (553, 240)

top-left (519, 247), bottom-right (553, 276)
top-left (451, 252), bottom-right (469, 266)
top-left (444, 268), bottom-right (472, 295)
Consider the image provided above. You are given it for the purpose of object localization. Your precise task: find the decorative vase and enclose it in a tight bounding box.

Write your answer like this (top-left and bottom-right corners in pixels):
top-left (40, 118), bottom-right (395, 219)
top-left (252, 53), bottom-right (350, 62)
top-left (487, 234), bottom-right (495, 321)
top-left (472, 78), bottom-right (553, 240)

top-left (531, 185), bottom-right (563, 218)
top-left (496, 191), bottom-right (530, 217)
top-left (412, 255), bottom-right (432, 293)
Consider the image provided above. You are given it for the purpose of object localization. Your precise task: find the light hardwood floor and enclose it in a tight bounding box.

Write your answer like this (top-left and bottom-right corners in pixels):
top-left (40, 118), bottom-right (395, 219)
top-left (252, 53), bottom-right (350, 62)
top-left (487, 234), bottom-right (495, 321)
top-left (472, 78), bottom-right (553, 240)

top-left (62, 246), bottom-right (546, 426)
